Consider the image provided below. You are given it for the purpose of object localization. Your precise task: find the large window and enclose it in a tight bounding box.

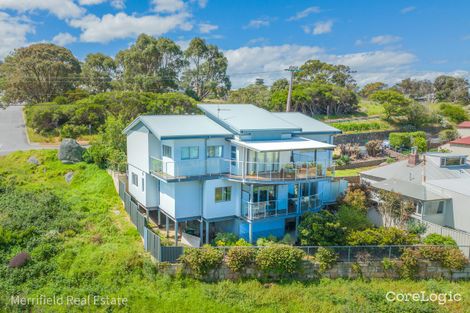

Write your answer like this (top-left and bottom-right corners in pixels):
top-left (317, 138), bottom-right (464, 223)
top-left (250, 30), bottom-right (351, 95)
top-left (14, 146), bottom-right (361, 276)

top-left (162, 145), bottom-right (172, 158)
top-left (131, 173), bottom-right (138, 187)
top-left (181, 146), bottom-right (199, 160)
top-left (426, 201), bottom-right (445, 215)
top-left (215, 186), bottom-right (232, 202)
top-left (207, 145), bottom-right (223, 158)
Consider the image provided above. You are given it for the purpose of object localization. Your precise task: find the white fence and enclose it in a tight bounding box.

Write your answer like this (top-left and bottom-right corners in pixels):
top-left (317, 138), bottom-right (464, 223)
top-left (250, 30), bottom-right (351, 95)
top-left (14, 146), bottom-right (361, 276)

top-left (419, 219), bottom-right (470, 257)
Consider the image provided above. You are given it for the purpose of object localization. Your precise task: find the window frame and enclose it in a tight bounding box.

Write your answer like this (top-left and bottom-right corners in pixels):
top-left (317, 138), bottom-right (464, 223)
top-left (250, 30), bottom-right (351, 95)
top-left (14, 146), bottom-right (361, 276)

top-left (162, 145), bottom-right (172, 158)
top-left (207, 145), bottom-right (223, 158)
top-left (131, 173), bottom-right (139, 187)
top-left (181, 146), bottom-right (199, 160)
top-left (215, 186), bottom-right (232, 203)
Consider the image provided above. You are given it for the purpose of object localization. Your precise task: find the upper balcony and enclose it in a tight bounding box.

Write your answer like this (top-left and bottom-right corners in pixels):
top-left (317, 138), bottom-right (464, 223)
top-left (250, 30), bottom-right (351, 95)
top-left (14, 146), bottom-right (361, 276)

top-left (150, 157), bottom-right (334, 182)
top-left (241, 193), bottom-right (322, 220)
top-left (226, 159), bottom-right (334, 182)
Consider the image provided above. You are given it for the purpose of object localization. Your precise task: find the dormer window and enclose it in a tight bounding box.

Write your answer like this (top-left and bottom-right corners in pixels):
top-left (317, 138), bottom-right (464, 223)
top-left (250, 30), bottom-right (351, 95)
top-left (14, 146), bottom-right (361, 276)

top-left (440, 156), bottom-right (466, 167)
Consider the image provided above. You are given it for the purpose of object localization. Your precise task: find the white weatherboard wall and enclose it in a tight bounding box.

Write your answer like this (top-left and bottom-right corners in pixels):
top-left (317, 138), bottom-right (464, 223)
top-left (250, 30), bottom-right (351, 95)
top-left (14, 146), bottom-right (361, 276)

top-left (127, 125), bottom-right (149, 173)
top-left (128, 164), bottom-right (146, 205)
top-left (203, 179), bottom-right (241, 219)
top-left (175, 181), bottom-right (202, 219)
top-left (458, 128), bottom-right (470, 137)
top-left (160, 181), bottom-right (176, 218)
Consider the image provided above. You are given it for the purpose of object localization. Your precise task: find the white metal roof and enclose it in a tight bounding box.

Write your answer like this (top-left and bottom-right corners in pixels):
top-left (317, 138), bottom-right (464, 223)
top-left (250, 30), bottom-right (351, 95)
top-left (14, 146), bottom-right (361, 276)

top-left (230, 137), bottom-right (335, 152)
top-left (371, 178), bottom-right (449, 201)
top-left (122, 115), bottom-right (233, 139)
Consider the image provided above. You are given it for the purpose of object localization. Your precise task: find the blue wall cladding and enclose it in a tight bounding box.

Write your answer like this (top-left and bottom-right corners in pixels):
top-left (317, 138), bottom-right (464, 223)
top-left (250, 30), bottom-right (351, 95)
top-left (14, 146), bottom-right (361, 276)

top-left (239, 218), bottom-right (286, 242)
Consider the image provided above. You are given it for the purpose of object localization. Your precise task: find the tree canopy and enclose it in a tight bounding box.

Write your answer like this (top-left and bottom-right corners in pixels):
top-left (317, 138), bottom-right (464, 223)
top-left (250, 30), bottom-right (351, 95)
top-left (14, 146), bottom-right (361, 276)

top-left (0, 44), bottom-right (81, 103)
top-left (115, 34), bottom-right (185, 92)
top-left (182, 38), bottom-right (231, 100)
top-left (81, 53), bottom-right (116, 94)
top-left (296, 60), bottom-right (356, 89)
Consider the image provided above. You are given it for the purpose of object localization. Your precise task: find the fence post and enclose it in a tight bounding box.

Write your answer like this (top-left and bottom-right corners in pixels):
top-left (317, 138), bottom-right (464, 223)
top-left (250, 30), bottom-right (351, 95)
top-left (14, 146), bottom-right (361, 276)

top-left (388, 246), bottom-right (392, 259)
top-left (347, 246), bottom-right (351, 262)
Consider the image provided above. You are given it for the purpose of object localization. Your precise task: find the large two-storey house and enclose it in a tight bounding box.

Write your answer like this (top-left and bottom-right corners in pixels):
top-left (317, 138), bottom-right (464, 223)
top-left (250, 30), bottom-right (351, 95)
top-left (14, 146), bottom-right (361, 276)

top-left (123, 104), bottom-right (346, 245)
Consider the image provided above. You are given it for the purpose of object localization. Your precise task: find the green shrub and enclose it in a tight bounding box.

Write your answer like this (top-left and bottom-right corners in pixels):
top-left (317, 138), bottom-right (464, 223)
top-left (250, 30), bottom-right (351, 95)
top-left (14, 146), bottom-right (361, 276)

top-left (331, 120), bottom-right (391, 133)
top-left (314, 247), bottom-right (338, 273)
top-left (214, 233), bottom-right (238, 246)
top-left (419, 246), bottom-right (468, 272)
top-left (439, 102), bottom-right (469, 124)
top-left (256, 235), bottom-right (278, 246)
top-left (398, 248), bottom-right (420, 279)
top-left (406, 220), bottom-right (427, 235)
top-left (256, 244), bottom-right (305, 275)
top-left (439, 129), bottom-right (459, 142)
top-left (336, 205), bottom-right (372, 232)
top-left (441, 248), bottom-right (468, 271)
top-left (179, 245), bottom-right (224, 278)
top-left (412, 136), bottom-right (427, 152)
top-left (347, 227), bottom-right (418, 246)
top-left (60, 124), bottom-right (88, 139)
top-left (423, 233), bottom-right (457, 246)
top-left (341, 186), bottom-right (368, 211)
top-left (298, 210), bottom-right (347, 246)
top-left (226, 246), bottom-right (257, 273)
top-left (389, 131), bottom-right (426, 149)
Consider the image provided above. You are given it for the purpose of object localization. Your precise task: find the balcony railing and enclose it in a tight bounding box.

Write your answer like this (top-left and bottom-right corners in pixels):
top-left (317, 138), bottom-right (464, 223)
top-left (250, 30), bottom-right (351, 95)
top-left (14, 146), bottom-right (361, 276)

top-left (150, 156), bottom-right (334, 181)
top-left (226, 159), bottom-right (334, 181)
top-left (150, 157), bottom-right (227, 180)
top-left (241, 194), bottom-right (322, 220)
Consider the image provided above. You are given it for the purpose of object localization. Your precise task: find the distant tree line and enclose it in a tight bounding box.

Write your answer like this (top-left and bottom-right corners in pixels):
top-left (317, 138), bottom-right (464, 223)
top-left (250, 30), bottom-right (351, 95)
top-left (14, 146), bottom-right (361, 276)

top-left (0, 34), bottom-right (230, 104)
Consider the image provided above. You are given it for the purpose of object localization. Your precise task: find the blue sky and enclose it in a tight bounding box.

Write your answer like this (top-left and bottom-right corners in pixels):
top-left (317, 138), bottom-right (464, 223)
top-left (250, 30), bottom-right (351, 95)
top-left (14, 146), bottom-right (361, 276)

top-left (0, 0), bottom-right (469, 88)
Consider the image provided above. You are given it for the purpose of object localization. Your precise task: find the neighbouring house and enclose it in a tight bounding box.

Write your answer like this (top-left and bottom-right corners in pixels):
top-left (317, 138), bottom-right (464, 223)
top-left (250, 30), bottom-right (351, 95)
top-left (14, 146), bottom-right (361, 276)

top-left (123, 104), bottom-right (347, 245)
top-left (457, 121), bottom-right (470, 138)
top-left (360, 150), bottom-right (470, 236)
top-left (446, 136), bottom-right (470, 156)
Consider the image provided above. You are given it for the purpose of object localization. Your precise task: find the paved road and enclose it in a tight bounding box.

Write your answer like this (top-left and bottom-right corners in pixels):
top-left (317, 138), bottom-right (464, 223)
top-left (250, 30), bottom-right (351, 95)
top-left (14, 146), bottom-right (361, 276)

top-left (0, 106), bottom-right (36, 156)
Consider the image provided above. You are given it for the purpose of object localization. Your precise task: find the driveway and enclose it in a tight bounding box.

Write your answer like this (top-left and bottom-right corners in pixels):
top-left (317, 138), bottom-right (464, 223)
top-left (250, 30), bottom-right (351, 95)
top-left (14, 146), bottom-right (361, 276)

top-left (0, 106), bottom-right (43, 156)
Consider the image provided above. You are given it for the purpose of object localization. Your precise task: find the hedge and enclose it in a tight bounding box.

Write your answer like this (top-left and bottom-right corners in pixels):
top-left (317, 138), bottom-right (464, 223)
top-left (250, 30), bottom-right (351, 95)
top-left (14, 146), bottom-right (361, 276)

top-left (389, 131), bottom-right (426, 150)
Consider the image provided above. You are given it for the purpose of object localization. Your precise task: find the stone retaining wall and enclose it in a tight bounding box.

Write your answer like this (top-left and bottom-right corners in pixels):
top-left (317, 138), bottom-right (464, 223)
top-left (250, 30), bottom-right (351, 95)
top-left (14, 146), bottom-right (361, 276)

top-left (334, 130), bottom-right (394, 145)
top-left (335, 158), bottom-right (387, 170)
top-left (156, 260), bottom-right (470, 282)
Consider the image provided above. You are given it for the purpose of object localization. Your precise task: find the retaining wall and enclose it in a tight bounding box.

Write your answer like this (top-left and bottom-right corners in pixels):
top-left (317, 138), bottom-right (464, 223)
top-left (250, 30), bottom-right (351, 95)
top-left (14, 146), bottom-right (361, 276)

top-left (157, 260), bottom-right (470, 282)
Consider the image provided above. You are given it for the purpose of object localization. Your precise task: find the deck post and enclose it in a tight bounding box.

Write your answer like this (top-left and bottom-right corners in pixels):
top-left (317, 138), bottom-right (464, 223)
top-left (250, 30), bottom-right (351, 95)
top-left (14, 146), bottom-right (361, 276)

top-left (175, 220), bottom-right (179, 246)
top-left (205, 221), bottom-right (209, 244)
top-left (199, 219), bottom-right (204, 247)
top-left (295, 216), bottom-right (300, 238)
top-left (157, 209), bottom-right (161, 226)
top-left (165, 215), bottom-right (169, 238)
top-left (248, 222), bottom-right (253, 244)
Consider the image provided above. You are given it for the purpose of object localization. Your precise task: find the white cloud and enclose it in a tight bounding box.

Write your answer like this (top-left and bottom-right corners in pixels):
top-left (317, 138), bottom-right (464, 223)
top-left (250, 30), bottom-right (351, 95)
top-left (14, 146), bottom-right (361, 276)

top-left (224, 44), bottom-right (421, 88)
top-left (52, 32), bottom-right (77, 46)
top-left (303, 20), bottom-right (334, 35)
top-left (79, 0), bottom-right (106, 5)
top-left (78, 0), bottom-right (125, 9)
top-left (198, 0), bottom-right (208, 8)
top-left (0, 0), bottom-right (85, 19)
top-left (152, 0), bottom-right (185, 13)
top-left (247, 37), bottom-right (270, 46)
top-left (287, 6), bottom-right (320, 21)
top-left (70, 12), bottom-right (192, 43)
top-left (401, 6), bottom-right (416, 14)
top-left (370, 35), bottom-right (402, 45)
top-left (244, 17), bottom-right (271, 29)
top-left (199, 23), bottom-right (218, 34)
top-left (0, 12), bottom-right (34, 59)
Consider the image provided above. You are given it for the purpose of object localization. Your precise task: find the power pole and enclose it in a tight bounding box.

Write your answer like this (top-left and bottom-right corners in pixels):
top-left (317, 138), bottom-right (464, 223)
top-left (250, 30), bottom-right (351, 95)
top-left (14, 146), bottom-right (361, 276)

top-left (285, 66), bottom-right (300, 112)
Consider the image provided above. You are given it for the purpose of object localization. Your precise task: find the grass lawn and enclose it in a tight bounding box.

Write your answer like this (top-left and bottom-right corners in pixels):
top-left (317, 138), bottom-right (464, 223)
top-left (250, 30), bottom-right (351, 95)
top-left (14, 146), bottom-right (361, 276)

top-left (358, 100), bottom-right (386, 116)
top-left (335, 166), bottom-right (378, 177)
top-left (0, 150), bottom-right (469, 313)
